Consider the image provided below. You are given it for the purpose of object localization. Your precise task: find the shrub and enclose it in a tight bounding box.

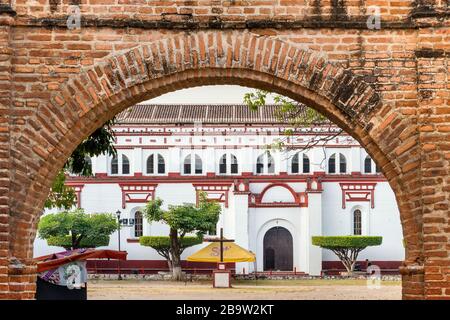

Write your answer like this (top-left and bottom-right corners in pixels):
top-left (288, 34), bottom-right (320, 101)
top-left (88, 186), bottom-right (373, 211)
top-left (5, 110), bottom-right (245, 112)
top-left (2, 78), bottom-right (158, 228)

top-left (312, 236), bottom-right (382, 248)
top-left (312, 236), bottom-right (382, 274)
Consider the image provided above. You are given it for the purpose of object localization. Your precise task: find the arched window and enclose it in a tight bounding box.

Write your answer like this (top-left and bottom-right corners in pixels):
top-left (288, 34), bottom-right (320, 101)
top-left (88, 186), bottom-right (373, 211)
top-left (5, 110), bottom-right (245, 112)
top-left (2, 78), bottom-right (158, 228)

top-left (219, 154), bottom-right (239, 175)
top-left (147, 154), bottom-right (165, 174)
top-left (364, 155), bottom-right (372, 173)
top-left (134, 211), bottom-right (143, 238)
top-left (364, 155), bottom-right (381, 174)
top-left (375, 163), bottom-right (381, 174)
top-left (111, 155), bottom-right (119, 174)
top-left (256, 151), bottom-right (275, 174)
top-left (184, 154), bottom-right (203, 175)
top-left (184, 155), bottom-right (191, 174)
top-left (328, 153), bottom-right (347, 174)
top-left (122, 154), bottom-right (130, 174)
top-left (291, 153), bottom-right (299, 174)
top-left (157, 154), bottom-right (165, 174)
top-left (146, 154), bottom-right (154, 174)
top-left (256, 154), bottom-right (264, 174)
top-left (194, 154), bottom-right (202, 174)
top-left (291, 153), bottom-right (310, 174)
top-left (353, 209), bottom-right (362, 235)
top-left (231, 154), bottom-right (238, 174)
top-left (303, 154), bottom-right (310, 173)
top-left (267, 153), bottom-right (275, 174)
top-left (339, 154), bottom-right (347, 173)
top-left (219, 154), bottom-right (227, 174)
top-left (328, 154), bottom-right (336, 174)
top-left (82, 156), bottom-right (93, 176)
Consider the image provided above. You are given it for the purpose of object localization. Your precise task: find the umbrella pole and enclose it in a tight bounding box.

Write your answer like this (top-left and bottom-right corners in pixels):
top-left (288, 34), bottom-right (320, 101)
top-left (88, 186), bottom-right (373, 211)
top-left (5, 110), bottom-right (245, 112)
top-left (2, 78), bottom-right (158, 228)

top-left (220, 228), bottom-right (224, 263)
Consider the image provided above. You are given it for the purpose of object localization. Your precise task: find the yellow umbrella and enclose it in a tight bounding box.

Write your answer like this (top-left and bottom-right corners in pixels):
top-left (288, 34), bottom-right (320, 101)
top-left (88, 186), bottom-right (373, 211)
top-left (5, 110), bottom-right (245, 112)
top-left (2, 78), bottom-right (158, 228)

top-left (187, 242), bottom-right (256, 263)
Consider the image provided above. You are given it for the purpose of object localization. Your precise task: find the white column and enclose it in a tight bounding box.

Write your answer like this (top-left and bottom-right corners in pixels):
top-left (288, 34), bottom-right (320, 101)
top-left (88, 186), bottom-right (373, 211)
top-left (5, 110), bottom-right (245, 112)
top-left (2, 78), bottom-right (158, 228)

top-left (231, 192), bottom-right (250, 274)
top-left (134, 147), bottom-right (142, 174)
top-left (279, 150), bottom-right (289, 173)
top-left (243, 147), bottom-right (255, 174)
top-left (205, 147), bottom-right (215, 175)
top-left (311, 147), bottom-right (327, 173)
top-left (168, 147), bottom-right (180, 174)
top-left (350, 146), bottom-right (361, 173)
top-left (95, 154), bottom-right (108, 175)
top-left (307, 192), bottom-right (322, 276)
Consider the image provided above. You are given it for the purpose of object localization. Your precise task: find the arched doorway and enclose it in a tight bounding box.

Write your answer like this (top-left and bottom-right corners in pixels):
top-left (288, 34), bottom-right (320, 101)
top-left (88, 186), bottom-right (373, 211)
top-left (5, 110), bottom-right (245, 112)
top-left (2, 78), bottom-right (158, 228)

top-left (263, 227), bottom-right (293, 271)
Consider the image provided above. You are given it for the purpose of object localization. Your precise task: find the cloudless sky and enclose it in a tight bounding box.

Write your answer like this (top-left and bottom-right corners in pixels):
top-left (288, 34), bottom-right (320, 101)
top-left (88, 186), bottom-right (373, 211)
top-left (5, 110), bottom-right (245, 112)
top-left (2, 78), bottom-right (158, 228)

top-left (143, 85), bottom-right (276, 104)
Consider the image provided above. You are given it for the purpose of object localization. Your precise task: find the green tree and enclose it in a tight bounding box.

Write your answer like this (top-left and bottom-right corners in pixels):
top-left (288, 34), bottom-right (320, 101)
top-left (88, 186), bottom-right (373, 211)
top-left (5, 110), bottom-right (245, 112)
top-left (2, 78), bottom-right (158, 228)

top-left (139, 236), bottom-right (203, 272)
top-left (312, 236), bottom-right (382, 274)
top-left (38, 208), bottom-right (119, 250)
top-left (143, 193), bottom-right (221, 280)
top-left (45, 119), bottom-right (117, 210)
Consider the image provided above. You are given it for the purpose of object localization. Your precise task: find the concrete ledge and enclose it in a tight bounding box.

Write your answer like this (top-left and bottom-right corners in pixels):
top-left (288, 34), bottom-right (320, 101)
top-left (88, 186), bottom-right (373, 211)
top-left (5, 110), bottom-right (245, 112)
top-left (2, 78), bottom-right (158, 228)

top-left (399, 264), bottom-right (425, 276)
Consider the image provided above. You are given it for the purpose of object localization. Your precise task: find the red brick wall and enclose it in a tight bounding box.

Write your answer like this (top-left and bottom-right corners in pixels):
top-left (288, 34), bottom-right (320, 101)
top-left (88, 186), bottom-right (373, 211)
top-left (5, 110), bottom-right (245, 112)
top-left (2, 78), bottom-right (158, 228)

top-left (0, 1), bottom-right (448, 299)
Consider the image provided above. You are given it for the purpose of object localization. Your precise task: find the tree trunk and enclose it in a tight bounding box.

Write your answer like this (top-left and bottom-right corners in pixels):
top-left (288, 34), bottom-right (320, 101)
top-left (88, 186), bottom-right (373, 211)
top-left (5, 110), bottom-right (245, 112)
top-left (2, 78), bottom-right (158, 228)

top-left (169, 228), bottom-right (183, 281)
top-left (156, 249), bottom-right (172, 272)
top-left (167, 259), bottom-right (173, 272)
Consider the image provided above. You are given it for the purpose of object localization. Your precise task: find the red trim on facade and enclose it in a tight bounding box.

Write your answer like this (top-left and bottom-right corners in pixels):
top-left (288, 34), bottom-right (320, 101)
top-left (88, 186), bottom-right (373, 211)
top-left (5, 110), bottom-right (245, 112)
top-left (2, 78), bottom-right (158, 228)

top-left (86, 260), bottom-right (235, 275)
top-left (85, 260), bottom-right (401, 275)
top-left (113, 144), bottom-right (359, 150)
top-left (193, 183), bottom-right (232, 208)
top-left (65, 183), bottom-right (85, 208)
top-left (339, 182), bottom-right (377, 209)
top-left (94, 173), bottom-right (108, 178)
top-left (248, 183), bottom-right (308, 208)
top-left (68, 174), bottom-right (387, 185)
top-left (114, 127), bottom-right (348, 137)
top-left (322, 261), bottom-right (402, 274)
top-left (118, 183), bottom-right (158, 209)
top-left (306, 177), bottom-right (323, 193)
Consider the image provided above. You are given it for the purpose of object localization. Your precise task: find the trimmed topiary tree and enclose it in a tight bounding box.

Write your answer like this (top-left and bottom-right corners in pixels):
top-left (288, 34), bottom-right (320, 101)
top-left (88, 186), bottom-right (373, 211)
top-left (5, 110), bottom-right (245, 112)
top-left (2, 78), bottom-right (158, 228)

top-left (312, 236), bottom-right (382, 274)
top-left (38, 209), bottom-right (118, 250)
top-left (139, 236), bottom-right (203, 271)
top-left (144, 192), bottom-right (221, 281)
top-left (47, 235), bottom-right (110, 249)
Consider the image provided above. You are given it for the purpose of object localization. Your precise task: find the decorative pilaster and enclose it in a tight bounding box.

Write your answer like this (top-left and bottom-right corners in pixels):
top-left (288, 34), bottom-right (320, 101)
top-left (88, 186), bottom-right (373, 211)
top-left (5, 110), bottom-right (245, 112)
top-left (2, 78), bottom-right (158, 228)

top-left (306, 182), bottom-right (323, 276)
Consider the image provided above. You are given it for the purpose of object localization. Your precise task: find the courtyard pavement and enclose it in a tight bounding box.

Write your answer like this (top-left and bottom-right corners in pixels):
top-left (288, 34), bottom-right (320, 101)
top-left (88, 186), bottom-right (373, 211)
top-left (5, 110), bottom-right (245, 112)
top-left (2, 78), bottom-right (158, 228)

top-left (87, 279), bottom-right (401, 300)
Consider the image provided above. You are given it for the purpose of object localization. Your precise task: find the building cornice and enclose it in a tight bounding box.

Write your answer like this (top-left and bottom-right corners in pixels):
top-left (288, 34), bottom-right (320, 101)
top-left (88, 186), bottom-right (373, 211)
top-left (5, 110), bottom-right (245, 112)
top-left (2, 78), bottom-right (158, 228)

top-left (66, 172), bottom-right (387, 185)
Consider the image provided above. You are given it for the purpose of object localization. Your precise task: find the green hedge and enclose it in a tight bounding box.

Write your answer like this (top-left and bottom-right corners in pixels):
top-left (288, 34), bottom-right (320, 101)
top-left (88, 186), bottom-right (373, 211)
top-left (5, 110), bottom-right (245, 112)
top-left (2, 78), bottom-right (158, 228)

top-left (312, 236), bottom-right (382, 249)
top-left (47, 235), bottom-right (110, 249)
top-left (139, 236), bottom-right (202, 249)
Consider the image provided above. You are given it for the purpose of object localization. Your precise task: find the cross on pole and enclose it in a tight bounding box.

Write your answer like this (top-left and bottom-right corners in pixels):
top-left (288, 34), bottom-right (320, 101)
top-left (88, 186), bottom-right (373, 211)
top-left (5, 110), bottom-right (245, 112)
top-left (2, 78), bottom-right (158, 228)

top-left (209, 228), bottom-right (234, 263)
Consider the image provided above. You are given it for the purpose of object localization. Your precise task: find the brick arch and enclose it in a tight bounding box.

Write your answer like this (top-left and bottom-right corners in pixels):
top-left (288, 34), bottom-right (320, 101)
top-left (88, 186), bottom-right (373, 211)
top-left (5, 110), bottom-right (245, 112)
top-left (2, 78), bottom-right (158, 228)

top-left (7, 31), bottom-right (423, 299)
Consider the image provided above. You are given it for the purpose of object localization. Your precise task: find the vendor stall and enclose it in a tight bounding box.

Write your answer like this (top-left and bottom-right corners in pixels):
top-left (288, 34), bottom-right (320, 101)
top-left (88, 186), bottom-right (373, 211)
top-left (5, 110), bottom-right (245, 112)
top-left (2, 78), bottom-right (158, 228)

top-left (34, 248), bottom-right (127, 300)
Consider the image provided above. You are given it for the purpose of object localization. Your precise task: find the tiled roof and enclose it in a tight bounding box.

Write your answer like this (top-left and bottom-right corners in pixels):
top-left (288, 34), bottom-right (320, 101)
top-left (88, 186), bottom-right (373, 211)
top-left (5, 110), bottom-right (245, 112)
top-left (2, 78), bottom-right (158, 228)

top-left (116, 104), bottom-right (308, 124)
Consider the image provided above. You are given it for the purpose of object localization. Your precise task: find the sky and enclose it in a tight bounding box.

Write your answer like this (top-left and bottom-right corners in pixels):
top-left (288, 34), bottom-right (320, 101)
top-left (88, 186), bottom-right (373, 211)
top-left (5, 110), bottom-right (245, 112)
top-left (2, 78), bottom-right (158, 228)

top-left (143, 85), bottom-right (277, 104)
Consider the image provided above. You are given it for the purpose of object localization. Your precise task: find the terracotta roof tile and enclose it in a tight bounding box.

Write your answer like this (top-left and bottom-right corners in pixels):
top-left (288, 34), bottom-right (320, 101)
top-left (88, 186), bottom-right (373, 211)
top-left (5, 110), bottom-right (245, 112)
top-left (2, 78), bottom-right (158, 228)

top-left (116, 104), bottom-right (319, 125)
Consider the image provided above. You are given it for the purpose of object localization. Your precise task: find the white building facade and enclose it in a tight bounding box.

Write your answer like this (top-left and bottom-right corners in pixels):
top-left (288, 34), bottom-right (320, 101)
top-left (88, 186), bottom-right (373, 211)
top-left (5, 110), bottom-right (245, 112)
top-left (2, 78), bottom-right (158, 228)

top-left (34, 104), bottom-right (405, 275)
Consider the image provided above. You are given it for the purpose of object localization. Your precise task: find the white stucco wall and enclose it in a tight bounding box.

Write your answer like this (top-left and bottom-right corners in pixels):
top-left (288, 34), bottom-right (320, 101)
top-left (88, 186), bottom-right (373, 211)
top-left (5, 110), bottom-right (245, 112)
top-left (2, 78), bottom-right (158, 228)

top-left (321, 182), bottom-right (405, 262)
